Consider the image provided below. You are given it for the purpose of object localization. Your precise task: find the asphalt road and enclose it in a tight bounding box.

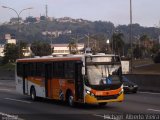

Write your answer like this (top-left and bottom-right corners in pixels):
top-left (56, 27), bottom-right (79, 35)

top-left (0, 80), bottom-right (160, 120)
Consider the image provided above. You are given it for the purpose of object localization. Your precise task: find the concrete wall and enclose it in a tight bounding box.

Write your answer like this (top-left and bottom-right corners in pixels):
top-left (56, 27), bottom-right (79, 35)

top-left (125, 74), bottom-right (160, 92)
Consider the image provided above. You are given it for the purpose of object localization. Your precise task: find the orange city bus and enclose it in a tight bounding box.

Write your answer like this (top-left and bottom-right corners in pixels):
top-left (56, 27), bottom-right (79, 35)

top-left (16, 54), bottom-right (124, 106)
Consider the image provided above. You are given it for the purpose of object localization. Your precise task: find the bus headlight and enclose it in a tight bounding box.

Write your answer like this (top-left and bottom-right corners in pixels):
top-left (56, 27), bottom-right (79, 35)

top-left (86, 90), bottom-right (91, 94)
top-left (86, 90), bottom-right (95, 96)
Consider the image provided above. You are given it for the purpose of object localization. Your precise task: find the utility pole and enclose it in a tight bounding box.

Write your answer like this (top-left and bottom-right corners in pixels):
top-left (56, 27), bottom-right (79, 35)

top-left (87, 33), bottom-right (90, 48)
top-left (45, 4), bottom-right (49, 50)
top-left (2, 6), bottom-right (33, 58)
top-left (130, 0), bottom-right (133, 73)
top-left (84, 33), bottom-right (91, 53)
top-left (159, 20), bottom-right (160, 45)
top-left (50, 33), bottom-right (54, 55)
top-left (111, 26), bottom-right (114, 54)
top-left (84, 33), bottom-right (90, 48)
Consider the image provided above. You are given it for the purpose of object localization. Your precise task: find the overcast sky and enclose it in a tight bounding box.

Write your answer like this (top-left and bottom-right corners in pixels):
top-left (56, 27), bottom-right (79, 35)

top-left (0, 0), bottom-right (160, 27)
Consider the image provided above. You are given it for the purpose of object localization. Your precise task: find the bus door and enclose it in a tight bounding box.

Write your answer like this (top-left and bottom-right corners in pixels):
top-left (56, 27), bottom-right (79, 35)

top-left (45, 63), bottom-right (52, 98)
top-left (23, 63), bottom-right (28, 94)
top-left (75, 61), bottom-right (84, 101)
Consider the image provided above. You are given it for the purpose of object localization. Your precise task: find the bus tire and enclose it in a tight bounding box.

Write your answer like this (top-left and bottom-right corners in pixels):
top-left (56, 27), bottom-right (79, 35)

top-left (98, 102), bottom-right (107, 106)
top-left (67, 93), bottom-right (74, 107)
top-left (30, 87), bottom-right (36, 101)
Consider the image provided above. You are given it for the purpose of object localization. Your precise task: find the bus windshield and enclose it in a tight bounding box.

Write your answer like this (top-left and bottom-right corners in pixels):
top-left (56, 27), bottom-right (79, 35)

top-left (87, 64), bottom-right (121, 85)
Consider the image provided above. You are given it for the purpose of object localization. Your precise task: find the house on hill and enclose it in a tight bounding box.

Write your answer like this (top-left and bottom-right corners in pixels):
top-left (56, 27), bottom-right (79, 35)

top-left (0, 34), bottom-right (17, 57)
top-left (0, 38), bottom-right (6, 57)
top-left (52, 43), bottom-right (84, 55)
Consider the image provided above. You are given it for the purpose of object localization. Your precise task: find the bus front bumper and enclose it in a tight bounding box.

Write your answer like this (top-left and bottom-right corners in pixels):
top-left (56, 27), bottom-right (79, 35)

top-left (84, 92), bottom-right (124, 104)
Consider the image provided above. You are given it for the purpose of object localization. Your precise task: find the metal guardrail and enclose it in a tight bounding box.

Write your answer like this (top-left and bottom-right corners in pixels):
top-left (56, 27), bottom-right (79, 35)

top-left (125, 74), bottom-right (160, 92)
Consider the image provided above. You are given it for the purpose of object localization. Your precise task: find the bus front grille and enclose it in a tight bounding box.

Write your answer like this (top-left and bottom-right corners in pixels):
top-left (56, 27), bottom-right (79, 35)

top-left (95, 94), bottom-right (119, 100)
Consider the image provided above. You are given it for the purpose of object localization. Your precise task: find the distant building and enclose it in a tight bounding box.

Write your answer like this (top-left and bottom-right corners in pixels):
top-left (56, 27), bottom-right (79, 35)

top-left (0, 34), bottom-right (17, 57)
top-left (141, 39), bottom-right (154, 49)
top-left (25, 16), bottom-right (37, 23)
top-left (5, 34), bottom-right (16, 44)
top-left (57, 17), bottom-right (73, 23)
top-left (0, 44), bottom-right (5, 57)
top-left (56, 17), bottom-right (88, 24)
top-left (10, 17), bottom-right (23, 24)
top-left (52, 43), bottom-right (84, 55)
top-left (35, 17), bottom-right (40, 22)
top-left (0, 38), bottom-right (6, 57)
top-left (47, 17), bottom-right (55, 22)
top-left (63, 30), bottom-right (72, 34)
top-left (42, 30), bottom-right (72, 37)
top-left (22, 44), bottom-right (31, 57)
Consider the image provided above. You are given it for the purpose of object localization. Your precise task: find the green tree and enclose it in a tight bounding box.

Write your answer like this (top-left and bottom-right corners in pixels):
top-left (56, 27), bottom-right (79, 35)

top-left (133, 45), bottom-right (143, 59)
top-left (151, 44), bottom-right (160, 54)
top-left (140, 34), bottom-right (151, 58)
top-left (2, 43), bottom-right (19, 64)
top-left (31, 41), bottom-right (51, 56)
top-left (112, 33), bottom-right (125, 56)
top-left (68, 40), bottom-right (78, 54)
top-left (140, 34), bottom-right (149, 42)
top-left (18, 41), bottom-right (28, 58)
top-left (87, 34), bottom-right (110, 54)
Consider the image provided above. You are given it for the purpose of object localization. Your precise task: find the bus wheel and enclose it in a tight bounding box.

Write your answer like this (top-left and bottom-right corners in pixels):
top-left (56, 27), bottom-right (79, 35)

top-left (67, 93), bottom-right (74, 107)
top-left (98, 102), bottom-right (107, 106)
top-left (30, 87), bottom-right (36, 101)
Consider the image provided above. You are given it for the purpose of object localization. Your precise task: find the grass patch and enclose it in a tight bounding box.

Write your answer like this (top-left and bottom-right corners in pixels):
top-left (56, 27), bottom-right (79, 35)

top-left (132, 58), bottom-right (154, 67)
top-left (132, 63), bottom-right (160, 75)
top-left (0, 63), bottom-right (16, 71)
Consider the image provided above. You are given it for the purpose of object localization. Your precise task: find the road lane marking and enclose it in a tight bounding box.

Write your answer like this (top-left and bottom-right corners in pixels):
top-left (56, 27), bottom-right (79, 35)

top-left (134, 63), bottom-right (153, 68)
top-left (0, 112), bottom-right (24, 120)
top-left (0, 89), bottom-right (12, 92)
top-left (139, 91), bottom-right (160, 95)
top-left (147, 109), bottom-right (160, 112)
top-left (93, 114), bottom-right (119, 120)
top-left (4, 98), bottom-right (32, 104)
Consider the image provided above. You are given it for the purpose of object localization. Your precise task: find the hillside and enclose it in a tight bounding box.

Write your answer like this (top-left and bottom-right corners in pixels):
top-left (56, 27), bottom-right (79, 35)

top-left (0, 18), bottom-right (160, 44)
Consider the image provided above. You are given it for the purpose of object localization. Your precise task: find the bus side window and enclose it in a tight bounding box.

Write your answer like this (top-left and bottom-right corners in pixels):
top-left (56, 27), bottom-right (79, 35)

top-left (36, 62), bottom-right (45, 77)
top-left (30, 63), bottom-right (36, 76)
top-left (53, 62), bottom-right (64, 78)
top-left (41, 63), bottom-right (45, 77)
top-left (28, 63), bottom-right (32, 76)
top-left (58, 62), bottom-right (64, 78)
top-left (52, 62), bottom-right (56, 78)
top-left (44, 63), bottom-right (52, 79)
top-left (64, 61), bottom-right (75, 79)
top-left (23, 63), bottom-right (29, 77)
top-left (17, 63), bottom-right (23, 77)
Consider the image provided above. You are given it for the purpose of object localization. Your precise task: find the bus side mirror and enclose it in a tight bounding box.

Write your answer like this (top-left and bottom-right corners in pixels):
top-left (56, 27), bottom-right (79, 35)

top-left (82, 67), bottom-right (85, 75)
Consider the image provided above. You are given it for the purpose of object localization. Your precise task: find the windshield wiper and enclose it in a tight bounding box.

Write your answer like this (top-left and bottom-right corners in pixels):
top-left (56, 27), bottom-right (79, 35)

top-left (106, 65), bottom-right (110, 77)
top-left (101, 66), bottom-right (103, 77)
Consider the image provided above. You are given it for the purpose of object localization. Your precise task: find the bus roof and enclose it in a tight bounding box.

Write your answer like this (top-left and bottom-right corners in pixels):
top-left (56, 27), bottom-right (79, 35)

top-left (16, 55), bottom-right (84, 63)
top-left (16, 54), bottom-right (119, 63)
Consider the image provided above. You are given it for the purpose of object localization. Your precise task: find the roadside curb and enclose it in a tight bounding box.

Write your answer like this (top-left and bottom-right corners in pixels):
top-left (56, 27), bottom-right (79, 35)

top-left (0, 78), bottom-right (15, 81)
